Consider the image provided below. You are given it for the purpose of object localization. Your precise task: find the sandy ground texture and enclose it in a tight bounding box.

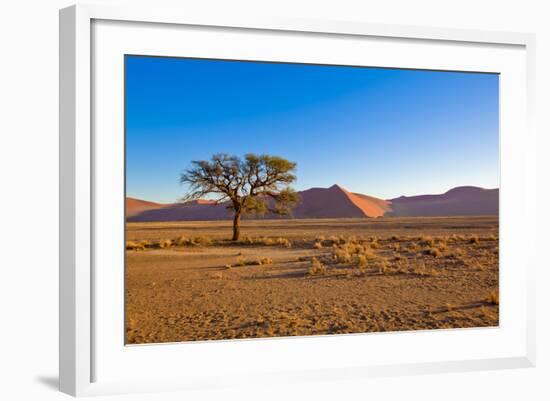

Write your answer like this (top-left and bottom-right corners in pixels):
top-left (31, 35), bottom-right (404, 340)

top-left (125, 217), bottom-right (499, 344)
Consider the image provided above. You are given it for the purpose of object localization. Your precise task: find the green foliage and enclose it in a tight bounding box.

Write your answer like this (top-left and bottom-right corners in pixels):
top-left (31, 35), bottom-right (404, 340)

top-left (180, 153), bottom-right (299, 240)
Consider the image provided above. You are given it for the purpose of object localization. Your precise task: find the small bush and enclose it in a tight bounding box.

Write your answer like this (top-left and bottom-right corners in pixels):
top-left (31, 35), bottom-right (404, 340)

top-left (308, 257), bottom-right (327, 276)
top-left (469, 235), bottom-right (479, 245)
top-left (313, 241), bottom-right (323, 249)
top-left (333, 247), bottom-right (352, 263)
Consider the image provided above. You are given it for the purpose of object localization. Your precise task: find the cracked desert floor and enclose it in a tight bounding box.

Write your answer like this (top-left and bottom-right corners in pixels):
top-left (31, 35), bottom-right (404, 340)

top-left (125, 216), bottom-right (499, 344)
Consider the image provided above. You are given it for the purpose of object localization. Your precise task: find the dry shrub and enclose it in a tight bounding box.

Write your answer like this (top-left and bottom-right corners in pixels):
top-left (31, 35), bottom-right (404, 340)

top-left (408, 242), bottom-right (420, 252)
top-left (126, 241), bottom-right (145, 251)
top-left (393, 253), bottom-right (405, 261)
top-left (333, 246), bottom-right (352, 263)
top-left (191, 236), bottom-right (212, 246)
top-left (370, 241), bottom-right (381, 249)
top-left (313, 241), bottom-right (323, 249)
top-left (413, 263), bottom-right (439, 277)
top-left (424, 247), bottom-right (442, 258)
top-left (276, 237), bottom-right (292, 248)
top-left (378, 259), bottom-right (389, 275)
top-left (249, 237), bottom-right (291, 248)
top-left (316, 235), bottom-right (326, 242)
top-left (469, 235), bottom-right (479, 245)
top-left (158, 239), bottom-right (172, 249)
top-left (332, 242), bottom-right (374, 265)
top-left (308, 257), bottom-right (327, 276)
top-left (486, 290), bottom-right (499, 305)
top-left (356, 254), bottom-right (369, 270)
top-left (175, 235), bottom-right (188, 246)
top-left (446, 303), bottom-right (454, 312)
top-left (257, 257), bottom-right (273, 265)
top-left (420, 236), bottom-right (435, 247)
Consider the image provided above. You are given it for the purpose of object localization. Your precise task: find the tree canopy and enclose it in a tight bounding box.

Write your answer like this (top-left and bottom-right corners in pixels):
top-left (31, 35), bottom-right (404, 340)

top-left (180, 153), bottom-right (299, 240)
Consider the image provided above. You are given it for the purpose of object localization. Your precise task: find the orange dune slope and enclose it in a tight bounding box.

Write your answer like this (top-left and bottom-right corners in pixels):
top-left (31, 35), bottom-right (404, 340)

top-left (126, 197), bottom-right (169, 217)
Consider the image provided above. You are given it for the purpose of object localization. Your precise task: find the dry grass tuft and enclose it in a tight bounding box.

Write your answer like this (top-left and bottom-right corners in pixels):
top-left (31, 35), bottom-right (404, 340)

top-left (191, 236), bottom-right (213, 246)
top-left (424, 247), bottom-right (442, 258)
top-left (257, 257), bottom-right (273, 265)
top-left (158, 239), bottom-right (173, 249)
top-left (313, 241), bottom-right (323, 249)
top-left (378, 259), bottom-right (390, 275)
top-left (412, 263), bottom-right (439, 277)
top-left (469, 235), bottom-right (479, 245)
top-left (308, 257), bottom-right (327, 276)
top-left (486, 290), bottom-right (499, 305)
top-left (420, 236), bottom-right (435, 247)
top-left (126, 241), bottom-right (145, 251)
top-left (356, 254), bottom-right (369, 270)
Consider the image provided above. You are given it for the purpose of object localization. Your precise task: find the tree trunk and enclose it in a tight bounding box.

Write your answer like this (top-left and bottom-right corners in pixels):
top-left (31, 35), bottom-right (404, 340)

top-left (232, 211), bottom-right (241, 241)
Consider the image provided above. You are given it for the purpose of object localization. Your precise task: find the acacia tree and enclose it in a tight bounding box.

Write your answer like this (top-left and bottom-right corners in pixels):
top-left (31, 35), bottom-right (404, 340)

top-left (180, 153), bottom-right (299, 241)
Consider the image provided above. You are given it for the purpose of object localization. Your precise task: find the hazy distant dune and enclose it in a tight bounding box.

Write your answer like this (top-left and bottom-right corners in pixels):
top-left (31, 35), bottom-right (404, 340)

top-left (387, 186), bottom-right (499, 217)
top-left (126, 185), bottom-right (499, 221)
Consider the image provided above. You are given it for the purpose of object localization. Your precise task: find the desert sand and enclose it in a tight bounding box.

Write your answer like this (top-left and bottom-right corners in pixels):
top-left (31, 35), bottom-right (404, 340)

top-left (125, 216), bottom-right (499, 344)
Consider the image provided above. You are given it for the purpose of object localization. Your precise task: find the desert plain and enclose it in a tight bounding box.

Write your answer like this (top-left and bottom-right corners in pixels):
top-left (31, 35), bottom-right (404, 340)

top-left (125, 216), bottom-right (499, 344)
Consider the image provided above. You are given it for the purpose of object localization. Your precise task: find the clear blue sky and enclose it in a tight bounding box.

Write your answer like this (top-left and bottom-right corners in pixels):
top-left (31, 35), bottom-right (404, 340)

top-left (126, 55), bottom-right (499, 203)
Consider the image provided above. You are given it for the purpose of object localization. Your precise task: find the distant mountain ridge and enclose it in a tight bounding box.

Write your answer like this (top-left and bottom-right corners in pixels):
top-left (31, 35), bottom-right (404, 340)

top-left (126, 185), bottom-right (498, 222)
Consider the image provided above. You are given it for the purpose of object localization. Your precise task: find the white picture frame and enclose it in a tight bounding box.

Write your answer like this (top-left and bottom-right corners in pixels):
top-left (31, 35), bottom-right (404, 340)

top-left (59, 4), bottom-right (536, 397)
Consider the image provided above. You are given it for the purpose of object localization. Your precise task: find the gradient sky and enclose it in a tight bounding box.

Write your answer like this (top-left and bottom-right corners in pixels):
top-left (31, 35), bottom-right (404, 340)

top-left (126, 55), bottom-right (499, 204)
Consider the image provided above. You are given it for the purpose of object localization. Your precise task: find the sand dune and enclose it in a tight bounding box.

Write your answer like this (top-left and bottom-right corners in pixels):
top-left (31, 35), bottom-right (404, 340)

top-left (127, 185), bottom-right (498, 221)
top-left (387, 186), bottom-right (499, 217)
top-left (126, 197), bottom-right (169, 217)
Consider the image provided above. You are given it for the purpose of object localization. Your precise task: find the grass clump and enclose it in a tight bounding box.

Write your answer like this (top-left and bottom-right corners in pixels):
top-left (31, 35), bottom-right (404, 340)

top-left (175, 235), bottom-right (188, 246)
top-left (190, 236), bottom-right (213, 246)
top-left (486, 290), bottom-right (499, 305)
top-left (158, 239), bottom-right (173, 249)
top-left (307, 257), bottom-right (327, 276)
top-left (356, 254), bottom-right (369, 270)
top-left (469, 235), bottom-right (479, 245)
top-left (420, 236), bottom-right (435, 247)
top-left (424, 247), bottom-right (442, 258)
top-left (126, 240), bottom-right (145, 251)
top-left (257, 257), bottom-right (273, 265)
top-left (313, 241), bottom-right (323, 249)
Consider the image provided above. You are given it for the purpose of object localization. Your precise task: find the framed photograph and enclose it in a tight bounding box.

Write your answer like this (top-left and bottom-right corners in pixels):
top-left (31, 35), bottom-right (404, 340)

top-left (59, 4), bottom-right (536, 396)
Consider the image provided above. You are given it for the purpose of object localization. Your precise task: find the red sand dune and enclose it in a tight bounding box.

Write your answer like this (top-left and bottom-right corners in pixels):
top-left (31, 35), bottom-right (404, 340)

top-left (387, 186), bottom-right (499, 217)
top-left (291, 184), bottom-right (388, 218)
top-left (126, 197), bottom-right (169, 217)
top-left (127, 185), bottom-right (498, 221)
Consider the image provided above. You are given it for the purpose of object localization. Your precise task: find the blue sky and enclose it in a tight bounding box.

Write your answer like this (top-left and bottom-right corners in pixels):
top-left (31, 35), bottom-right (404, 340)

top-left (126, 55), bottom-right (499, 203)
